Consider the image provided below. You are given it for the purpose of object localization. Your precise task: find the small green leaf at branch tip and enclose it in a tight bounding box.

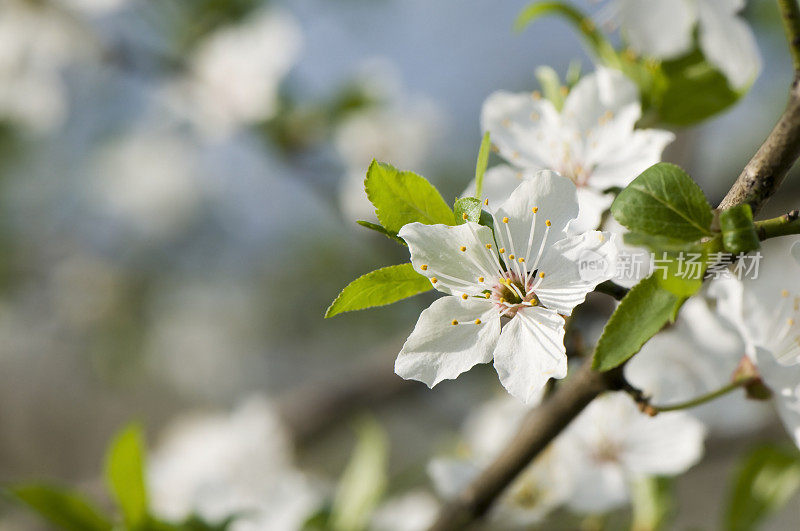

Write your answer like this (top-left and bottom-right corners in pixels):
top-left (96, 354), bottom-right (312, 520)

top-left (330, 418), bottom-right (388, 531)
top-left (105, 423), bottom-right (148, 529)
top-left (474, 132), bottom-right (491, 199)
top-left (355, 220), bottom-right (406, 246)
top-left (611, 163), bottom-right (713, 241)
top-left (720, 204), bottom-right (760, 254)
top-left (592, 275), bottom-right (685, 372)
top-left (364, 160), bottom-right (455, 233)
top-left (9, 484), bottom-right (113, 531)
top-left (725, 444), bottom-right (800, 531)
top-left (325, 263), bottom-right (432, 318)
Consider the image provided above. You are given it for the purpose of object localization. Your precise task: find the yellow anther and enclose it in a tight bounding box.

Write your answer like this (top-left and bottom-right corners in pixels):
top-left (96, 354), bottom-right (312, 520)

top-left (511, 151), bottom-right (520, 159)
top-left (485, 293), bottom-right (491, 298)
top-left (502, 217), bottom-right (509, 223)
top-left (516, 171), bottom-right (523, 179)
top-left (420, 264), bottom-right (428, 271)
top-left (478, 276), bottom-right (484, 282)
top-left (502, 118), bottom-right (511, 127)
top-left (462, 212), bottom-right (468, 220)
top-left (460, 245), bottom-right (467, 252)
top-left (518, 258), bottom-right (525, 263)
top-left (474, 319), bottom-right (481, 325)
top-left (509, 254), bottom-right (515, 260)
top-left (451, 319), bottom-right (459, 325)
top-left (531, 90), bottom-right (541, 100)
top-left (539, 272), bottom-right (545, 278)
top-left (484, 198), bottom-right (489, 206)
top-left (559, 85), bottom-right (569, 96)
top-left (783, 289), bottom-right (790, 298)
top-left (499, 297), bottom-right (506, 303)
top-left (530, 112), bottom-right (540, 121)
top-left (789, 318), bottom-right (796, 326)
top-left (485, 243), bottom-right (492, 249)
top-left (431, 277), bottom-right (438, 284)
top-left (598, 233), bottom-right (605, 241)
top-left (545, 219), bottom-right (552, 227)
top-left (499, 247), bottom-right (505, 254)
top-left (532, 207), bottom-right (538, 213)
top-left (462, 293), bottom-right (469, 300)
top-left (491, 144), bottom-right (499, 153)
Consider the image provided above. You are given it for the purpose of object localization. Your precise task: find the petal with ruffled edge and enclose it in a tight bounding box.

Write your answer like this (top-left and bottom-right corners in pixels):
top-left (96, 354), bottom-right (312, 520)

top-left (493, 173), bottom-right (579, 267)
top-left (617, 0), bottom-right (696, 60)
top-left (697, 0), bottom-right (761, 90)
top-left (480, 91), bottom-right (563, 170)
top-left (534, 231), bottom-right (618, 315)
top-left (395, 296), bottom-right (500, 387)
top-left (756, 347), bottom-right (800, 449)
top-left (399, 222), bottom-right (499, 296)
top-left (588, 129), bottom-right (675, 191)
top-left (561, 67), bottom-right (640, 135)
top-left (493, 306), bottom-right (567, 403)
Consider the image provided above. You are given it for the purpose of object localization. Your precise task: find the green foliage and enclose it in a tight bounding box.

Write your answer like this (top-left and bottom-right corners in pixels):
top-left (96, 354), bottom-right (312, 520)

top-left (9, 485), bottom-right (113, 531)
top-left (454, 197), bottom-right (483, 225)
top-left (720, 204), bottom-right (760, 255)
top-left (631, 476), bottom-right (674, 531)
top-left (365, 161), bottom-right (455, 233)
top-left (592, 275), bottom-right (685, 371)
top-left (725, 445), bottom-right (800, 531)
top-left (611, 163), bottom-right (713, 241)
top-left (325, 263), bottom-right (432, 318)
top-left (355, 220), bottom-right (406, 246)
top-left (474, 132), bottom-right (491, 199)
top-left (105, 423), bottom-right (149, 529)
top-left (330, 418), bottom-right (388, 531)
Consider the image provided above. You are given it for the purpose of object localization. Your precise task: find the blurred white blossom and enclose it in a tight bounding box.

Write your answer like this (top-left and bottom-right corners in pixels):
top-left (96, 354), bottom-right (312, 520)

top-left (166, 9), bottom-right (302, 138)
top-left (370, 491), bottom-right (439, 531)
top-left (609, 0), bottom-right (761, 89)
top-left (478, 67), bottom-right (673, 232)
top-left (149, 395), bottom-right (323, 529)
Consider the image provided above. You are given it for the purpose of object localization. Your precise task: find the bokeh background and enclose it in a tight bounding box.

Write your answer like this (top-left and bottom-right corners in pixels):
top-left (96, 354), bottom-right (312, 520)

top-left (1, 0), bottom-right (799, 529)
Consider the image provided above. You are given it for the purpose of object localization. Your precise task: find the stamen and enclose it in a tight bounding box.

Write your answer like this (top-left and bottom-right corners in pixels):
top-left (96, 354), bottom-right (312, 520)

top-left (502, 118), bottom-right (511, 128)
top-left (461, 293), bottom-right (468, 300)
top-left (545, 219), bottom-right (551, 227)
top-left (530, 112), bottom-right (540, 121)
top-left (499, 248), bottom-right (505, 254)
top-left (502, 217), bottom-right (509, 223)
top-left (420, 264), bottom-right (428, 271)
top-left (485, 244), bottom-right (492, 249)
top-left (783, 289), bottom-right (790, 298)
top-left (478, 277), bottom-right (484, 282)
top-left (539, 272), bottom-right (545, 278)
top-left (451, 319), bottom-right (458, 325)
top-left (518, 258), bottom-right (525, 263)
top-left (484, 199), bottom-right (489, 206)
top-left (462, 212), bottom-right (468, 220)
top-left (509, 254), bottom-right (515, 260)
top-left (474, 319), bottom-right (481, 325)
top-left (460, 246), bottom-right (467, 252)
top-left (431, 277), bottom-right (438, 284)
top-left (531, 91), bottom-right (541, 100)
top-left (532, 207), bottom-right (538, 213)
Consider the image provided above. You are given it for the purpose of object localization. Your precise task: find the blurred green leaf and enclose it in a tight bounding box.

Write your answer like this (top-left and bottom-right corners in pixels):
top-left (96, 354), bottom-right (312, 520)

top-left (515, 1), bottom-right (620, 67)
top-left (330, 418), bottom-right (388, 531)
top-left (631, 476), bottom-right (674, 531)
top-left (9, 484), bottom-right (112, 531)
top-left (592, 275), bottom-right (685, 371)
top-left (364, 161), bottom-right (455, 233)
top-left (474, 132), bottom-right (491, 199)
top-left (611, 163), bottom-right (713, 241)
top-left (325, 263), bottom-right (432, 318)
top-left (355, 220), bottom-right (406, 246)
top-left (725, 445), bottom-right (800, 531)
top-left (105, 424), bottom-right (148, 529)
top-left (720, 204), bottom-right (760, 255)
top-left (535, 66), bottom-right (565, 110)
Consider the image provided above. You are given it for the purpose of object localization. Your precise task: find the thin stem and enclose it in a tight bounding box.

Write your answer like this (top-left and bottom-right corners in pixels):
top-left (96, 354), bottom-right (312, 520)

top-left (648, 378), bottom-right (755, 413)
top-left (755, 209), bottom-right (800, 239)
top-left (779, 0), bottom-right (800, 74)
top-left (594, 280), bottom-right (629, 301)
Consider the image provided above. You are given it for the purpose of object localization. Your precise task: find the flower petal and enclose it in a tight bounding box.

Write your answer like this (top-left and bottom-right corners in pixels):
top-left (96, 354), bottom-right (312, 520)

top-left (697, 0), bottom-right (761, 90)
top-left (755, 346), bottom-right (800, 449)
top-left (395, 296), bottom-right (500, 387)
top-left (792, 240), bottom-right (800, 265)
top-left (534, 231), bottom-right (618, 315)
top-left (493, 306), bottom-right (567, 403)
top-left (561, 67), bottom-right (640, 135)
top-left (588, 129), bottom-right (675, 191)
top-left (617, 0), bottom-right (696, 59)
top-left (493, 173), bottom-right (579, 267)
top-left (462, 164), bottom-right (529, 207)
top-left (570, 187), bottom-right (615, 234)
top-left (480, 90), bottom-right (562, 170)
top-left (399, 222), bottom-right (499, 296)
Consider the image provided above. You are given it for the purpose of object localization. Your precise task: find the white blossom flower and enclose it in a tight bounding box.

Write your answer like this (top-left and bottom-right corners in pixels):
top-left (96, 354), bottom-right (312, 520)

top-left (792, 240), bottom-right (800, 265)
top-left (165, 9), bottom-right (302, 137)
top-left (370, 491), bottom-right (439, 531)
top-left (149, 396), bottom-right (323, 530)
top-left (608, 0), bottom-right (761, 90)
top-left (710, 239), bottom-right (800, 448)
top-left (560, 391), bottom-right (706, 513)
top-left (479, 67), bottom-right (674, 232)
top-left (396, 172), bottom-right (617, 403)
top-left (428, 395), bottom-right (573, 525)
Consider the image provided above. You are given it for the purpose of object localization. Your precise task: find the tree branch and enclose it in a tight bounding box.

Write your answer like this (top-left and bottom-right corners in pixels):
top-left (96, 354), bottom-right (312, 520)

top-left (428, 3), bottom-right (800, 528)
top-left (755, 209), bottom-right (800, 239)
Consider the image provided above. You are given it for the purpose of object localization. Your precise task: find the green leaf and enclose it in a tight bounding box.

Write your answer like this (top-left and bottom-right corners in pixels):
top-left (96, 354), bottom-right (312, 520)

top-left (355, 220), bottom-right (406, 246)
top-left (611, 163), bottom-right (713, 241)
top-left (454, 197), bottom-right (482, 225)
top-left (725, 444), bottom-right (800, 531)
top-left (535, 66), bottom-right (565, 110)
top-left (515, 2), bottom-right (620, 67)
top-left (364, 160), bottom-right (455, 233)
top-left (631, 476), bottom-right (674, 531)
top-left (10, 484), bottom-right (113, 531)
top-left (325, 263), bottom-right (432, 318)
top-left (720, 204), bottom-right (760, 255)
top-left (474, 132), bottom-right (491, 199)
top-left (330, 418), bottom-right (388, 531)
top-left (592, 275), bottom-right (685, 371)
top-left (105, 423), bottom-right (148, 529)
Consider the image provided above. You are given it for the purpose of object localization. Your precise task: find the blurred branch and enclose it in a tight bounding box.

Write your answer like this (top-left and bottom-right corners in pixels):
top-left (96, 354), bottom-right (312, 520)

top-left (277, 354), bottom-right (414, 446)
top-left (428, 3), bottom-right (800, 528)
top-left (755, 209), bottom-right (800, 239)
